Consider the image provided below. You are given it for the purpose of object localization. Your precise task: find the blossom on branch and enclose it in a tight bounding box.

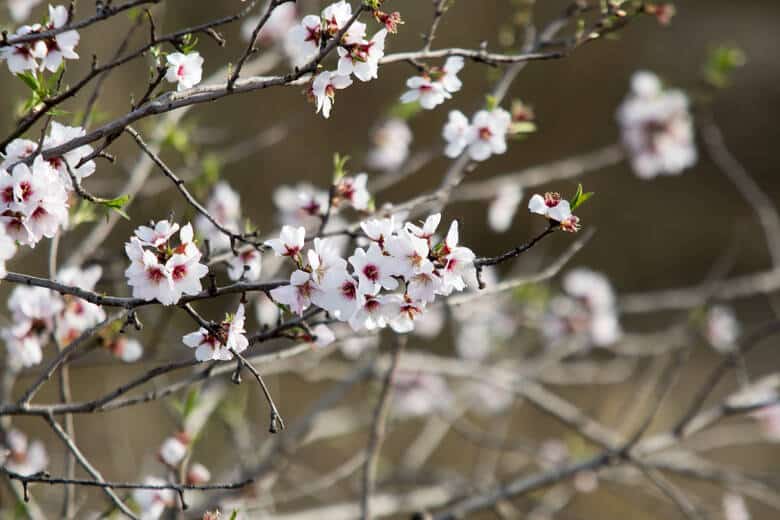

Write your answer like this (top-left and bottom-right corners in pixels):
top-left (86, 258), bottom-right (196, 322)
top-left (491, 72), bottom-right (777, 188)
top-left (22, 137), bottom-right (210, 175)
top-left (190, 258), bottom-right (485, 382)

top-left (182, 303), bottom-right (249, 361)
top-left (165, 52), bottom-right (204, 91)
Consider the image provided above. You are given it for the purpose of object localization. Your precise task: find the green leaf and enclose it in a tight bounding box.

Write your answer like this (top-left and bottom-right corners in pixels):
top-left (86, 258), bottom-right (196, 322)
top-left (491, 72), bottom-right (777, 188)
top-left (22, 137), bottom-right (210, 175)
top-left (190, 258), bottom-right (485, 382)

top-left (570, 183), bottom-right (594, 211)
top-left (332, 153), bottom-right (350, 182)
top-left (485, 94), bottom-right (498, 111)
top-left (16, 71), bottom-right (40, 93)
top-left (98, 194), bottom-right (131, 220)
top-left (70, 199), bottom-right (97, 227)
top-left (703, 44), bottom-right (746, 89)
top-left (229, 511), bottom-right (239, 520)
top-left (182, 387), bottom-right (200, 420)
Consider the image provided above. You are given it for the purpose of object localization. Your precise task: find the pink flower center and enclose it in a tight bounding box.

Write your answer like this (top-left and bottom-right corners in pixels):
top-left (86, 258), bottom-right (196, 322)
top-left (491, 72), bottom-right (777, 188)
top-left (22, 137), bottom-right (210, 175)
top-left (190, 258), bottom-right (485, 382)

top-left (341, 280), bottom-right (357, 300)
top-left (544, 192), bottom-right (561, 207)
top-left (147, 267), bottom-right (165, 283)
top-left (478, 127), bottom-right (493, 140)
top-left (363, 264), bottom-right (379, 281)
top-left (176, 64), bottom-right (185, 78)
top-left (172, 264), bottom-right (187, 280)
top-left (365, 298), bottom-right (380, 312)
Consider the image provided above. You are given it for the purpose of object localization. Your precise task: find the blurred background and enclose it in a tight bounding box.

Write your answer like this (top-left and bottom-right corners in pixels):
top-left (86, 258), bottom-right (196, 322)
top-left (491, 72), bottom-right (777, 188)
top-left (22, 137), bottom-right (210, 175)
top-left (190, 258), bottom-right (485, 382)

top-left (1, 0), bottom-right (779, 518)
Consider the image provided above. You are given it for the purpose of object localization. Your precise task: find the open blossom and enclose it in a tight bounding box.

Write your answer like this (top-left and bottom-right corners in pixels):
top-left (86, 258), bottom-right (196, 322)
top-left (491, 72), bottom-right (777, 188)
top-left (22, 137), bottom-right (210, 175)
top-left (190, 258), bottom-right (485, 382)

top-left (335, 173), bottom-right (371, 211)
top-left (528, 192), bottom-right (579, 230)
top-left (617, 70), bottom-right (696, 178)
top-left (401, 57), bottom-right (465, 110)
top-left (386, 231), bottom-right (429, 279)
top-left (55, 266), bottom-right (106, 345)
top-left (443, 108), bottom-right (511, 161)
top-left (265, 225), bottom-right (306, 258)
top-left (2, 429), bottom-right (48, 476)
top-left (308, 237), bottom-right (347, 285)
top-left (165, 52), bottom-right (204, 91)
top-left (1, 24), bottom-right (47, 74)
top-left (406, 213), bottom-right (441, 243)
top-left (132, 477), bottom-right (175, 520)
top-left (488, 184), bottom-right (523, 232)
top-left (312, 71), bottom-right (353, 119)
top-left (437, 221), bottom-right (475, 295)
top-left (124, 221), bottom-right (208, 306)
top-left (349, 243), bottom-right (398, 295)
top-left (182, 303), bottom-right (249, 361)
top-left (108, 336), bottom-right (144, 362)
top-left (195, 182), bottom-right (241, 252)
top-left (311, 267), bottom-right (360, 319)
top-left (271, 269), bottom-right (317, 315)
top-left (349, 292), bottom-right (397, 331)
top-left (227, 248), bottom-right (262, 281)
top-left (337, 28), bottom-right (387, 82)
top-left (273, 183), bottom-right (328, 229)
top-left (360, 216), bottom-right (399, 247)
top-left (186, 463), bottom-right (211, 485)
top-left (2, 285), bottom-right (62, 370)
top-left (285, 14), bottom-right (322, 66)
top-left (42, 122), bottom-right (96, 188)
top-left (367, 118), bottom-right (412, 171)
top-left (0, 156), bottom-right (69, 246)
top-left (40, 5), bottom-right (80, 71)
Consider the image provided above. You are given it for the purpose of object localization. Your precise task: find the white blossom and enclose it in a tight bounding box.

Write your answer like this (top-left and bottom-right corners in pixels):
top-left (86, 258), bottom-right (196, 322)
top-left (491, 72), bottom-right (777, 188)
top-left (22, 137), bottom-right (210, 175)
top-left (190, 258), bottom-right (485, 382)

top-left (2, 429), bottom-right (48, 476)
top-left (195, 181), bottom-right (241, 252)
top-left (1, 24), bottom-right (46, 74)
top-left (349, 243), bottom-right (398, 295)
top-left (400, 76), bottom-right (449, 109)
top-left (617, 70), bottom-right (696, 178)
top-left (335, 173), bottom-right (371, 211)
top-left (7, 0), bottom-right (42, 22)
top-left (336, 29), bottom-right (387, 82)
top-left (264, 225), bottom-right (306, 258)
top-left (158, 435), bottom-right (188, 468)
top-left (132, 477), bottom-right (175, 520)
top-left (182, 303), bottom-right (249, 361)
top-left (442, 110), bottom-right (471, 158)
top-left (42, 121), bottom-right (96, 189)
top-left (312, 71), bottom-right (352, 119)
top-left (165, 52), bottom-right (204, 91)
top-left (41, 5), bottom-right (80, 72)
top-left (242, 2), bottom-right (298, 45)
top-left (705, 305), bottom-right (740, 353)
top-left (269, 269), bottom-right (316, 316)
top-left (227, 249), bottom-right (262, 281)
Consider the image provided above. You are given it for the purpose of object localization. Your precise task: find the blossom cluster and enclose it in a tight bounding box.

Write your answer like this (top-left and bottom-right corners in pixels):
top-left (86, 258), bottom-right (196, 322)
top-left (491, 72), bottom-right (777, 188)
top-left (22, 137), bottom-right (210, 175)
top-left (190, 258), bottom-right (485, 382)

top-left (443, 106), bottom-right (511, 162)
top-left (400, 56), bottom-right (464, 109)
top-left (617, 70), bottom-right (697, 179)
top-left (265, 212), bottom-right (475, 334)
top-left (528, 192), bottom-right (581, 232)
top-left (0, 266), bottom-right (141, 370)
top-left (124, 220), bottom-right (208, 305)
top-left (287, 1), bottom-right (393, 117)
top-left (543, 268), bottom-right (621, 347)
top-left (1, 5), bottom-right (79, 74)
top-left (182, 303), bottom-right (249, 362)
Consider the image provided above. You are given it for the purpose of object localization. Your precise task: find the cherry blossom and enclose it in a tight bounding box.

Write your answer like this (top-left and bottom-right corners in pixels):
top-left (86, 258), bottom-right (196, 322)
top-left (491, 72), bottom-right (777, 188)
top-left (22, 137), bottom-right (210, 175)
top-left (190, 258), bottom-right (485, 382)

top-left (285, 14), bottom-right (322, 67)
top-left (367, 118), bottom-right (412, 172)
top-left (349, 292), bottom-right (396, 331)
top-left (132, 477), bottom-right (175, 520)
top-left (124, 221), bottom-right (208, 306)
top-left (270, 270), bottom-right (316, 316)
top-left (55, 266), bottom-right (106, 345)
top-left (2, 429), bottom-right (48, 476)
top-left (108, 336), bottom-right (144, 363)
top-left (438, 221), bottom-right (476, 295)
top-left (182, 303), bottom-right (249, 361)
top-left (309, 323), bottom-right (336, 348)
top-left (165, 52), bottom-right (204, 91)
top-left (311, 267), bottom-right (360, 319)
top-left (0, 138), bottom-right (37, 169)
top-left (307, 237), bottom-right (347, 285)
top-left (0, 24), bottom-right (46, 73)
top-left (0, 156), bottom-right (70, 246)
top-left (2, 285), bottom-right (63, 370)
top-left (617, 70), bottom-right (696, 178)
top-left (406, 213), bottom-right (441, 243)
top-left (349, 243), bottom-right (398, 295)
top-left (444, 107), bottom-right (511, 161)
top-left (442, 110), bottom-right (471, 158)
top-left (528, 192), bottom-right (574, 224)
top-left (227, 248), bottom-right (262, 281)
top-left (360, 216), bottom-right (398, 247)
top-left (186, 463), bottom-right (212, 485)
top-left (273, 183), bottom-right (328, 230)
top-left (42, 121), bottom-right (96, 189)
top-left (311, 71), bottom-right (353, 119)
top-left (386, 231), bottom-right (429, 279)
top-left (264, 225), bottom-right (306, 259)
top-left (401, 57), bottom-right (465, 110)
top-left (41, 5), bottom-right (80, 72)
top-left (335, 173), bottom-right (371, 211)
top-left (336, 28), bottom-right (387, 82)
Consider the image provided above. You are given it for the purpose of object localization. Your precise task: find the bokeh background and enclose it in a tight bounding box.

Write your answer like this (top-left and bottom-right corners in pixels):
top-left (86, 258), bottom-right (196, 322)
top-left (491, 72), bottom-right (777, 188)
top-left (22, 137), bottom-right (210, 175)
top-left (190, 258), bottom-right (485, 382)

top-left (1, 0), bottom-right (779, 518)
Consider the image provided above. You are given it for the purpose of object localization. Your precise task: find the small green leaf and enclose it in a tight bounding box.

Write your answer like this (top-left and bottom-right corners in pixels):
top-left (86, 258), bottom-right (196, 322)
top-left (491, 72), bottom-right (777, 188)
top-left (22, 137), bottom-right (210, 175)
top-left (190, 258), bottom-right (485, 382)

top-left (485, 94), bottom-right (498, 111)
top-left (703, 44), bottom-right (746, 89)
top-left (17, 71), bottom-right (40, 93)
top-left (229, 511), bottom-right (239, 520)
top-left (332, 153), bottom-right (350, 182)
top-left (570, 184), bottom-right (594, 211)
top-left (98, 194), bottom-right (131, 220)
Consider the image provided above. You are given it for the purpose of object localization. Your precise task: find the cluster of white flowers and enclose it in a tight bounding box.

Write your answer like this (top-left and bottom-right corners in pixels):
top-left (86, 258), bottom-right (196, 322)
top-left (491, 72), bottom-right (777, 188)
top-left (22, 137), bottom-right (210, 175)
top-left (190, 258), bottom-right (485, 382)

top-left (617, 70), bottom-right (696, 179)
top-left (528, 191), bottom-right (581, 232)
top-left (124, 220), bottom-right (209, 305)
top-left (287, 1), bottom-right (391, 118)
top-left (1, 428), bottom-right (48, 476)
top-left (1, 5), bottom-right (79, 74)
top-left (401, 56), bottom-right (464, 109)
top-left (182, 302), bottom-right (249, 362)
top-left (366, 118), bottom-right (413, 172)
top-left (443, 106), bottom-right (511, 161)
top-left (165, 51), bottom-right (204, 91)
top-left (544, 268), bottom-right (621, 347)
top-left (265, 212), bottom-right (475, 334)
top-left (1, 266), bottom-right (107, 370)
